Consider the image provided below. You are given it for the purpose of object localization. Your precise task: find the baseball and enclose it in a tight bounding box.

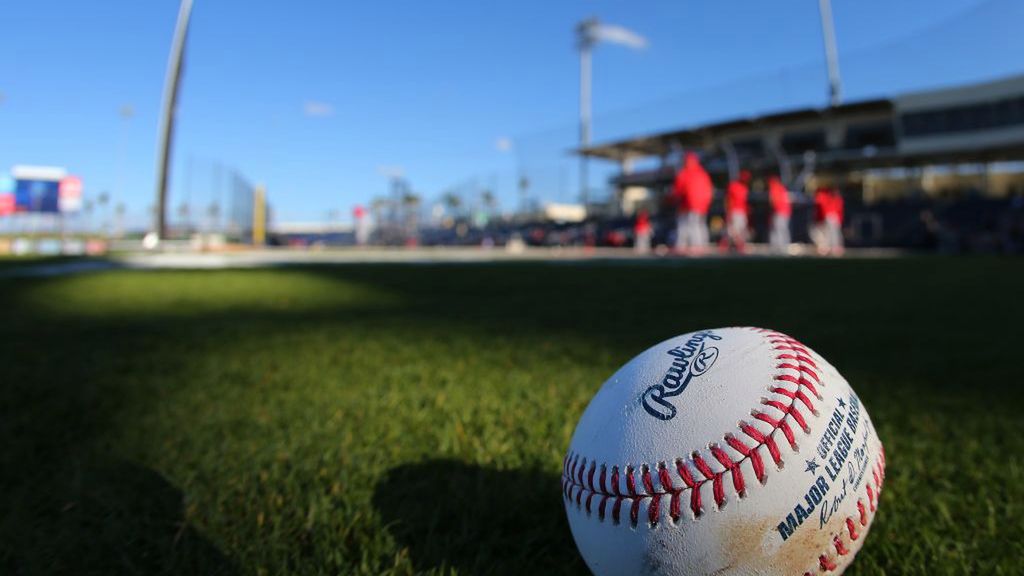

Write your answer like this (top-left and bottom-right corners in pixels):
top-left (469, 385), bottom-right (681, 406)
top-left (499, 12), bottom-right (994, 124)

top-left (563, 327), bottom-right (885, 575)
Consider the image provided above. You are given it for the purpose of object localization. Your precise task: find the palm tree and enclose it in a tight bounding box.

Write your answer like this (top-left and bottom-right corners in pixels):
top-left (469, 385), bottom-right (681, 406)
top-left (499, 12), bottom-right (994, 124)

top-left (178, 202), bottom-right (191, 232)
top-left (442, 192), bottom-right (462, 216)
top-left (401, 192), bottom-right (421, 238)
top-left (207, 202), bottom-right (220, 233)
top-left (114, 202), bottom-right (126, 238)
top-left (481, 189), bottom-right (497, 215)
top-left (96, 192), bottom-right (110, 238)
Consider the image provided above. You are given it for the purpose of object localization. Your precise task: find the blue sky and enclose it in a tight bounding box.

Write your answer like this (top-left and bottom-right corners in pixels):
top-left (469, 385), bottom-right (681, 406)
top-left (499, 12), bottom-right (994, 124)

top-left (1, 0), bottom-right (1020, 223)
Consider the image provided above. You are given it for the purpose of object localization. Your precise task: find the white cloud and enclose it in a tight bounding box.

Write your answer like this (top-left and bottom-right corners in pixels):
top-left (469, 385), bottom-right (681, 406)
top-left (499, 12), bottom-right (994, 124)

top-left (376, 165), bottom-right (405, 179)
top-left (303, 100), bottom-right (335, 117)
top-left (495, 137), bottom-right (513, 152)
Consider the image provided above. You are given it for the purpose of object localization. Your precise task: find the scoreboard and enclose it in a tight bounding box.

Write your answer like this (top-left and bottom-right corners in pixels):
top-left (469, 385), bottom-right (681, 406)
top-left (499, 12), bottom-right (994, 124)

top-left (4, 166), bottom-right (82, 214)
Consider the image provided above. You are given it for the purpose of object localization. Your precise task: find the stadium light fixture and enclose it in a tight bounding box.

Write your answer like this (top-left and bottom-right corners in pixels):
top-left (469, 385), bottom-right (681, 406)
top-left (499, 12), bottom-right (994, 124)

top-left (153, 0), bottom-right (195, 242)
top-left (576, 19), bottom-right (647, 210)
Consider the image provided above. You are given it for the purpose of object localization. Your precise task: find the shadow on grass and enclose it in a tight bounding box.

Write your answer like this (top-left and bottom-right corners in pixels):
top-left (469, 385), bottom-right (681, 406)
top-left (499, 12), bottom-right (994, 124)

top-left (2, 461), bottom-right (236, 575)
top-left (374, 460), bottom-right (587, 576)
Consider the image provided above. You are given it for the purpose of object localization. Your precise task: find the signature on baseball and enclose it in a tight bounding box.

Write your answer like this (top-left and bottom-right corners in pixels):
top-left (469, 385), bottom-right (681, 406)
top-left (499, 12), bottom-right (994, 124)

top-left (640, 330), bottom-right (722, 420)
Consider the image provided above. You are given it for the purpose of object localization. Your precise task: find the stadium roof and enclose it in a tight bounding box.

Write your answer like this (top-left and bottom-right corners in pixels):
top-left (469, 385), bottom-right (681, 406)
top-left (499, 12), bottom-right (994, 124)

top-left (577, 74), bottom-right (1024, 167)
top-left (577, 100), bottom-right (893, 161)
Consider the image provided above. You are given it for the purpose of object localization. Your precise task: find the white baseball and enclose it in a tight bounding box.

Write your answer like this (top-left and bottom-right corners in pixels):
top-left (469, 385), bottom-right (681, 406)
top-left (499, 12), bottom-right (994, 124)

top-left (563, 327), bottom-right (885, 576)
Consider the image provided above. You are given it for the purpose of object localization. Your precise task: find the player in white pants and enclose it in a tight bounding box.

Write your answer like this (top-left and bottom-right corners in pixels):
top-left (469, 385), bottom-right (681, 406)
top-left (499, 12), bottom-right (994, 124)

top-left (767, 176), bottom-right (792, 254)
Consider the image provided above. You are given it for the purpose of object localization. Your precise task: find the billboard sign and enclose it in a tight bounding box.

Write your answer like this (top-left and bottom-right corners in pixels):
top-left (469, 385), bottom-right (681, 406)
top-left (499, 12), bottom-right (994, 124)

top-left (0, 174), bottom-right (13, 216)
top-left (59, 175), bottom-right (83, 213)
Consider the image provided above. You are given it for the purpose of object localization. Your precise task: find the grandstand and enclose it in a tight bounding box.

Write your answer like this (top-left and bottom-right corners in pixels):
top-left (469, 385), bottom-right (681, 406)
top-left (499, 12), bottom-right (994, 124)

top-left (578, 74), bottom-right (1024, 250)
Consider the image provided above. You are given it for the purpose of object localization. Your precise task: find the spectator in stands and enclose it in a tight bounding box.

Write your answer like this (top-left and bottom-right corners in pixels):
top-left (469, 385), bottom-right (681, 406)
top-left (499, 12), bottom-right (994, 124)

top-left (673, 152), bottom-right (712, 254)
top-left (813, 186), bottom-right (845, 256)
top-left (634, 209), bottom-right (652, 254)
top-left (768, 176), bottom-right (792, 253)
top-left (720, 170), bottom-right (751, 253)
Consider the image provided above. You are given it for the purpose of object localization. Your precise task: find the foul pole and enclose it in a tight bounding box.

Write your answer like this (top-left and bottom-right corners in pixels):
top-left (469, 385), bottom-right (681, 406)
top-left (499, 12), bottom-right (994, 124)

top-left (154, 0), bottom-right (194, 240)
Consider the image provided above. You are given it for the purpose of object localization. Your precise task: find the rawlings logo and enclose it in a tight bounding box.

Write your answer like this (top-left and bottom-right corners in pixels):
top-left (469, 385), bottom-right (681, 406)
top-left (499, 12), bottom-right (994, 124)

top-left (640, 330), bottom-right (722, 420)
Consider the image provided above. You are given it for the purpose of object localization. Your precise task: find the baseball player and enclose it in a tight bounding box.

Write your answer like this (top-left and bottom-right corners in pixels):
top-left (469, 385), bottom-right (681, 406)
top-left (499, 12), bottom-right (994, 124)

top-left (813, 186), bottom-right (845, 255)
top-left (672, 152), bottom-right (712, 254)
top-left (634, 209), bottom-right (652, 254)
top-left (720, 170), bottom-right (751, 253)
top-left (767, 176), bottom-right (792, 253)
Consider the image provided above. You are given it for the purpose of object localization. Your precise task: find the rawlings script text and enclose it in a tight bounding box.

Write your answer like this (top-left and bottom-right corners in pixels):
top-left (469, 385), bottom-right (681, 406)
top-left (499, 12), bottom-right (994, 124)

top-left (640, 330), bottom-right (722, 420)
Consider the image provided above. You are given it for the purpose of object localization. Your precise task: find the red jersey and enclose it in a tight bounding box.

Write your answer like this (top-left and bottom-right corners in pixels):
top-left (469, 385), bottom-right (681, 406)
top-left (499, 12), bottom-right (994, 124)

top-left (768, 177), bottom-right (791, 217)
top-left (814, 187), bottom-right (843, 222)
top-left (830, 191), bottom-right (844, 224)
top-left (672, 152), bottom-right (713, 215)
top-left (814, 188), bottom-right (830, 223)
top-left (634, 210), bottom-right (651, 234)
top-left (726, 180), bottom-right (749, 215)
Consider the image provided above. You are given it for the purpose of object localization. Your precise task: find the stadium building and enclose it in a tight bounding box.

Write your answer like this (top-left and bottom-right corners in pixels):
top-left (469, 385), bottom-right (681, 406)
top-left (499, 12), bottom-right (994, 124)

top-left (580, 74), bottom-right (1024, 250)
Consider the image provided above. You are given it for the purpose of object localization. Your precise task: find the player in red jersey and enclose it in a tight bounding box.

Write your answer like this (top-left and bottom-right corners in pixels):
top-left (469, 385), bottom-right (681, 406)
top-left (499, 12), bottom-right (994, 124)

top-left (720, 170), bottom-right (751, 253)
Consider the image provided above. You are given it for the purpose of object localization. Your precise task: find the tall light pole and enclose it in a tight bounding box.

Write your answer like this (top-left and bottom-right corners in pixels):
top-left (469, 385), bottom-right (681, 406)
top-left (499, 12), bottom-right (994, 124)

top-left (154, 0), bottom-right (194, 241)
top-left (817, 0), bottom-right (842, 107)
top-left (576, 19), bottom-right (647, 210)
top-left (114, 104), bottom-right (134, 237)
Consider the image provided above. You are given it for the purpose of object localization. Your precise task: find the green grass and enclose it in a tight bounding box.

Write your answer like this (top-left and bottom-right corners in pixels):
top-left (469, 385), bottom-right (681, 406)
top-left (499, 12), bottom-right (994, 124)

top-left (1, 258), bottom-right (1022, 575)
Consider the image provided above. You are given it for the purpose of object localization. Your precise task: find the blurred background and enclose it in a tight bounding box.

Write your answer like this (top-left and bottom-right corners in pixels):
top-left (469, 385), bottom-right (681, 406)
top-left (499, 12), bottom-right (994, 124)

top-left (1, 0), bottom-right (1022, 255)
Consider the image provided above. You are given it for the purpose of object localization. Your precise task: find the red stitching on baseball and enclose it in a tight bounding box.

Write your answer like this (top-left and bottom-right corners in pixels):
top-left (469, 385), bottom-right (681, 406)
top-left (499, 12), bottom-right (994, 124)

top-left (630, 497), bottom-right (641, 527)
top-left (833, 536), bottom-right (849, 555)
top-left (728, 432), bottom-right (767, 483)
top-left (647, 492), bottom-right (661, 526)
top-left (776, 352), bottom-right (819, 370)
top-left (691, 482), bottom-right (703, 517)
top-left (777, 362), bottom-right (820, 382)
top-left (676, 459), bottom-right (697, 488)
top-left (562, 329), bottom-right (825, 527)
top-left (711, 445), bottom-right (746, 498)
top-left (658, 463), bottom-right (674, 493)
top-left (669, 490), bottom-right (682, 522)
top-left (692, 453), bottom-right (715, 480)
top-left (772, 383), bottom-right (818, 414)
top-left (712, 473), bottom-right (725, 507)
top-left (846, 518), bottom-right (859, 540)
top-left (641, 465), bottom-right (655, 494)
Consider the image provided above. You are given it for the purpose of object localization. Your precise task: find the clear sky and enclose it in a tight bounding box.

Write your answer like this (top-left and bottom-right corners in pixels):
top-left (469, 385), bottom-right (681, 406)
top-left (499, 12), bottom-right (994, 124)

top-left (1, 0), bottom-right (1021, 223)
